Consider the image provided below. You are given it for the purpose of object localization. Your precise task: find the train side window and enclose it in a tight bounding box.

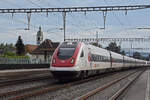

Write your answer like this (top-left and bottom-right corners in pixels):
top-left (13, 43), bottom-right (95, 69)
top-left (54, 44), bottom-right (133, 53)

top-left (80, 51), bottom-right (84, 57)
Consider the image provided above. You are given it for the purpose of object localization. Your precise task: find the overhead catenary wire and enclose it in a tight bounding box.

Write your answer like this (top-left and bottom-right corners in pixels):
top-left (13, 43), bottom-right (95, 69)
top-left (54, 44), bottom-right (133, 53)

top-left (0, 0), bottom-right (23, 8)
top-left (25, 0), bottom-right (41, 8)
top-left (55, 0), bottom-right (102, 37)
top-left (25, 0), bottom-right (42, 30)
top-left (26, 0), bottom-right (62, 29)
top-left (0, 0), bottom-right (149, 40)
top-left (0, 0), bottom-right (40, 30)
top-left (0, 0), bottom-right (39, 30)
top-left (103, 0), bottom-right (124, 26)
top-left (0, 14), bottom-right (38, 29)
top-left (102, 0), bottom-right (136, 50)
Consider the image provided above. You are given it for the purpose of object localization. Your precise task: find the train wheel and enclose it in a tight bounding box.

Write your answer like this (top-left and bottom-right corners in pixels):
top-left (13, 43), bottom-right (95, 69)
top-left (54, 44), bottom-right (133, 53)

top-left (58, 79), bottom-right (66, 83)
top-left (86, 71), bottom-right (88, 78)
top-left (80, 72), bottom-right (84, 80)
top-left (80, 71), bottom-right (86, 80)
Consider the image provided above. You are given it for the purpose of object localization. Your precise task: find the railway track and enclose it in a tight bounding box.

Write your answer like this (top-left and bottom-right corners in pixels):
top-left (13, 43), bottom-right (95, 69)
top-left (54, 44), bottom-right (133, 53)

top-left (0, 74), bottom-right (51, 88)
top-left (0, 69), bottom-right (139, 100)
top-left (0, 71), bottom-right (120, 100)
top-left (0, 81), bottom-right (57, 100)
top-left (76, 69), bottom-right (144, 100)
top-left (108, 70), bottom-right (143, 100)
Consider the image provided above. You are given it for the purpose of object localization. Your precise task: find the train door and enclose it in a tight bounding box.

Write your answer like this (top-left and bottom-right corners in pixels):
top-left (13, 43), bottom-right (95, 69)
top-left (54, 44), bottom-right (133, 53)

top-left (80, 50), bottom-right (86, 69)
top-left (109, 51), bottom-right (113, 68)
top-left (88, 48), bottom-right (92, 69)
top-left (123, 56), bottom-right (125, 67)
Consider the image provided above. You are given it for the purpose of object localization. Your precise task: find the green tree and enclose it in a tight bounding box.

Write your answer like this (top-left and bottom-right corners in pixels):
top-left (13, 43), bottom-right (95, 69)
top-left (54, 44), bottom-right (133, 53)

top-left (106, 42), bottom-right (121, 54)
top-left (92, 42), bottom-right (102, 48)
top-left (0, 43), bottom-right (4, 48)
top-left (133, 52), bottom-right (141, 59)
top-left (121, 50), bottom-right (126, 56)
top-left (9, 43), bottom-right (14, 48)
top-left (15, 36), bottom-right (25, 56)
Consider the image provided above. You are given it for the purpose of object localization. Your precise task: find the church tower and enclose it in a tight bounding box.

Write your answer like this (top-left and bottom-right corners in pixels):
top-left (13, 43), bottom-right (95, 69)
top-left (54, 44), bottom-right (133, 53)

top-left (36, 26), bottom-right (43, 45)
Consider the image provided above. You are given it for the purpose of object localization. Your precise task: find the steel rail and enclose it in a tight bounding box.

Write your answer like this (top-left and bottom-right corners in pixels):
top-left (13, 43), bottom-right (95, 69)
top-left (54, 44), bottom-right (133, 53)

top-left (109, 70), bottom-right (144, 100)
top-left (0, 82), bottom-right (56, 97)
top-left (7, 72), bottom-right (119, 100)
top-left (76, 70), bottom-right (143, 100)
top-left (0, 75), bottom-right (51, 88)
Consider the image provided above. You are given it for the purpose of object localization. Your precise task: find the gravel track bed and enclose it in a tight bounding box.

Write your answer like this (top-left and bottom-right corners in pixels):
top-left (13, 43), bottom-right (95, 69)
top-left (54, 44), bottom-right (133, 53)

top-left (87, 70), bottom-right (142, 100)
top-left (0, 78), bottom-right (57, 100)
top-left (0, 72), bottom-right (51, 82)
top-left (0, 78), bottom-right (56, 93)
top-left (27, 70), bottom-right (136, 100)
top-left (0, 73), bottom-right (51, 85)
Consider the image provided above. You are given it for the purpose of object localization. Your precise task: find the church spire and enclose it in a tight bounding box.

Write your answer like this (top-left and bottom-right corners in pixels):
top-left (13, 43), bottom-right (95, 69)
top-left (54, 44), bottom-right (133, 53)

top-left (36, 26), bottom-right (43, 45)
top-left (39, 26), bottom-right (41, 31)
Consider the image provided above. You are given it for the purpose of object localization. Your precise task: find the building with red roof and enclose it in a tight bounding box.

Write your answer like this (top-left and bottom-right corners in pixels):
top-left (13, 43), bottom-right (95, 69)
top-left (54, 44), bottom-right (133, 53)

top-left (31, 39), bottom-right (59, 62)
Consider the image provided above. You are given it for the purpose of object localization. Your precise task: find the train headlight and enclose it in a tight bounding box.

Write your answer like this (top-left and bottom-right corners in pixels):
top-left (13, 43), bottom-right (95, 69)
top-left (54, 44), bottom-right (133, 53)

top-left (70, 58), bottom-right (74, 64)
top-left (53, 58), bottom-right (56, 64)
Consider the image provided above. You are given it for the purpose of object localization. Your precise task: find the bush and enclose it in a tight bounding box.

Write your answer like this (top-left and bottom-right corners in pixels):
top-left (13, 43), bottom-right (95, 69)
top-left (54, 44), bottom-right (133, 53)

top-left (4, 51), bottom-right (15, 56)
top-left (0, 54), bottom-right (29, 59)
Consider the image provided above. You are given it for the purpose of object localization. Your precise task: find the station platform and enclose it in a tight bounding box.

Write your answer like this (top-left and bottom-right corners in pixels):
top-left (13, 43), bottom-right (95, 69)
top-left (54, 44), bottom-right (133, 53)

top-left (121, 68), bottom-right (150, 100)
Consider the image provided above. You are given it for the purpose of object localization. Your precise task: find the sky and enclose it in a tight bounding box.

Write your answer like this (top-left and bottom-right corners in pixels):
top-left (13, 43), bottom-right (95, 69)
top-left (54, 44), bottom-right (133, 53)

top-left (0, 0), bottom-right (150, 51)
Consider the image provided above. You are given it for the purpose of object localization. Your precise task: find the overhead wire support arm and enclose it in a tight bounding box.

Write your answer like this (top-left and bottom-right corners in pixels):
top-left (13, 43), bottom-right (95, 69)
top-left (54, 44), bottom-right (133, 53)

top-left (27, 12), bottom-right (31, 30)
top-left (62, 12), bottom-right (66, 41)
top-left (102, 11), bottom-right (107, 29)
top-left (0, 5), bottom-right (150, 13)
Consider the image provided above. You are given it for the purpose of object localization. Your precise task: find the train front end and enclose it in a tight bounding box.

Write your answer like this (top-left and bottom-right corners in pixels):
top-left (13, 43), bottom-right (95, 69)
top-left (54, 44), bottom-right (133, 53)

top-left (50, 42), bottom-right (82, 80)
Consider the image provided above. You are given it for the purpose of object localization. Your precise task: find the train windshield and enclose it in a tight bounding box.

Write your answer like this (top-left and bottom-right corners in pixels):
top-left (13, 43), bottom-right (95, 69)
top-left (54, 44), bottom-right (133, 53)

top-left (57, 48), bottom-right (75, 59)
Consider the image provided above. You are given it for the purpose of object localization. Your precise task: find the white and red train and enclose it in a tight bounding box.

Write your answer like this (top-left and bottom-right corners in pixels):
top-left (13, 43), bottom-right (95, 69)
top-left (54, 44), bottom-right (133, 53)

top-left (50, 42), bottom-right (149, 80)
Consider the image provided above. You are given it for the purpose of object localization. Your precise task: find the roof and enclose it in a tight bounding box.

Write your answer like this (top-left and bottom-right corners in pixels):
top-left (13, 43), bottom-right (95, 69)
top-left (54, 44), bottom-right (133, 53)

top-left (31, 39), bottom-right (59, 54)
top-left (25, 44), bottom-right (38, 53)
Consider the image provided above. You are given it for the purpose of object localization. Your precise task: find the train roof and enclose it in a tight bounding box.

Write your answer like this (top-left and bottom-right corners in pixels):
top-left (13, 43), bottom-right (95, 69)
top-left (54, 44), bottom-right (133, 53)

top-left (63, 41), bottom-right (147, 62)
top-left (87, 42), bottom-right (146, 61)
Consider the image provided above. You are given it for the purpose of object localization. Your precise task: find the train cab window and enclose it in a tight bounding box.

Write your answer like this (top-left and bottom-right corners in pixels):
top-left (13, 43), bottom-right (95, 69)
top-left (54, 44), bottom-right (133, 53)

top-left (80, 51), bottom-right (84, 57)
top-left (57, 48), bottom-right (75, 59)
top-left (57, 42), bottom-right (78, 59)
